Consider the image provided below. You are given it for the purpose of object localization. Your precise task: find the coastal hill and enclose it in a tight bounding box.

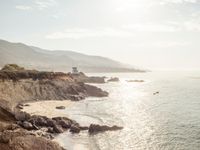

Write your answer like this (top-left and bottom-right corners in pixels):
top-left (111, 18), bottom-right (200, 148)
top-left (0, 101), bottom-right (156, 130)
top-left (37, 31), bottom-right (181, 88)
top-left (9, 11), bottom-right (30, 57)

top-left (0, 39), bottom-right (144, 72)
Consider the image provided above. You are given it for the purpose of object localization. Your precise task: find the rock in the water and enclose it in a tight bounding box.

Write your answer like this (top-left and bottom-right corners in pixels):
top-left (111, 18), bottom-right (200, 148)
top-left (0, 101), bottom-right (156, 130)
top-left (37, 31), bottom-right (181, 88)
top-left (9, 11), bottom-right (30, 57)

top-left (107, 77), bottom-right (119, 82)
top-left (153, 91), bottom-right (159, 95)
top-left (126, 80), bottom-right (144, 82)
top-left (84, 84), bottom-right (109, 97)
top-left (55, 106), bottom-right (65, 109)
top-left (88, 124), bottom-right (123, 133)
top-left (69, 125), bottom-right (80, 133)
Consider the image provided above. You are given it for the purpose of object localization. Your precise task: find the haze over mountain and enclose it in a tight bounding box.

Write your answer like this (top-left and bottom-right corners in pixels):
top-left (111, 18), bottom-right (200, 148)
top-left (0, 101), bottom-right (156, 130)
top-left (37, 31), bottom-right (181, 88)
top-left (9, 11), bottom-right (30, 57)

top-left (0, 39), bottom-right (143, 72)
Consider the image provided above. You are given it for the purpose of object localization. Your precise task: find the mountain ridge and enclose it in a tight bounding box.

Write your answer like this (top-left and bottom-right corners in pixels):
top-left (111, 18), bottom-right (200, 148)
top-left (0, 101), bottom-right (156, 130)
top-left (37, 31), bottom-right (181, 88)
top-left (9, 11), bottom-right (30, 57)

top-left (0, 39), bottom-right (145, 72)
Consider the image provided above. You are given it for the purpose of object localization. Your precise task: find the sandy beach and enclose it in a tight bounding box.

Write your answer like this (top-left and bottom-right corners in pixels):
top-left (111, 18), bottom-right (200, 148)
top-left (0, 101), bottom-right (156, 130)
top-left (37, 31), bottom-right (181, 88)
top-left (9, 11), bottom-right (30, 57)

top-left (22, 100), bottom-right (74, 118)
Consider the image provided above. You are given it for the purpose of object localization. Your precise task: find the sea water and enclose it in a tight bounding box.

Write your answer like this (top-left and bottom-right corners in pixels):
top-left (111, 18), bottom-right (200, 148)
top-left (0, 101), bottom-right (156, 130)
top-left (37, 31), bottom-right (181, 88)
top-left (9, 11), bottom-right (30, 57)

top-left (56, 71), bottom-right (200, 150)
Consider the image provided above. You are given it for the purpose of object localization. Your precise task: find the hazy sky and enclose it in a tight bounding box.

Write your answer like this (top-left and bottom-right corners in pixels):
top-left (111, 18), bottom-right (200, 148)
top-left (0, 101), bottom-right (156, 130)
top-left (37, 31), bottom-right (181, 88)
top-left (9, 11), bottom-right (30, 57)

top-left (1, 0), bottom-right (200, 70)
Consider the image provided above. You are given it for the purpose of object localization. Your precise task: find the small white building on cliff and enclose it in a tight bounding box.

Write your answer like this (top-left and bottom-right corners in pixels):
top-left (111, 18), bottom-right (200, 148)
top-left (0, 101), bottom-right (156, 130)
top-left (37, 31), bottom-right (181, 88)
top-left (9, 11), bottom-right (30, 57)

top-left (72, 67), bottom-right (79, 74)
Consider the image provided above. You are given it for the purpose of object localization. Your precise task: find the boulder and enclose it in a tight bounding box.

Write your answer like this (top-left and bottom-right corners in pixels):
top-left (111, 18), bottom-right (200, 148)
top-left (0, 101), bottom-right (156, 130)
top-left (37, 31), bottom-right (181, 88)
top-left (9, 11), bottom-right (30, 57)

top-left (55, 106), bottom-right (65, 109)
top-left (22, 121), bottom-right (33, 130)
top-left (88, 124), bottom-right (123, 134)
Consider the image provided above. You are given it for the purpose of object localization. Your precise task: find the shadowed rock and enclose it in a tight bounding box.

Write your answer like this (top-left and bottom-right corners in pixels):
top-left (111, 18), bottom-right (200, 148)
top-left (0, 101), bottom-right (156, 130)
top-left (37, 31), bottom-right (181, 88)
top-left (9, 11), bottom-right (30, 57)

top-left (22, 121), bottom-right (34, 130)
top-left (88, 124), bottom-right (123, 134)
top-left (70, 125), bottom-right (80, 133)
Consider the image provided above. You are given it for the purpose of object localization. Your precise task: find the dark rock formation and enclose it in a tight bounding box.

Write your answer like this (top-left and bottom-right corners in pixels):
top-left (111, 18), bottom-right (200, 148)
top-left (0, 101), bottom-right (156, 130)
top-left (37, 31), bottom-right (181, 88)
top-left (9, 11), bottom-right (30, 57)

top-left (84, 84), bottom-right (109, 97)
top-left (0, 129), bottom-right (64, 150)
top-left (79, 126), bottom-right (89, 130)
top-left (69, 125), bottom-right (80, 133)
top-left (88, 124), bottom-right (123, 134)
top-left (58, 120), bottom-right (71, 129)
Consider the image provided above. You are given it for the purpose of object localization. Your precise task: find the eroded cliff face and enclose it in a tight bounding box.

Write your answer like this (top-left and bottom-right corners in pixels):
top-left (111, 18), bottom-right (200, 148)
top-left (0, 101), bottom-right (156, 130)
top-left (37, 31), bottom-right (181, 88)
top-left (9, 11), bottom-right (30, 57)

top-left (0, 79), bottom-right (108, 109)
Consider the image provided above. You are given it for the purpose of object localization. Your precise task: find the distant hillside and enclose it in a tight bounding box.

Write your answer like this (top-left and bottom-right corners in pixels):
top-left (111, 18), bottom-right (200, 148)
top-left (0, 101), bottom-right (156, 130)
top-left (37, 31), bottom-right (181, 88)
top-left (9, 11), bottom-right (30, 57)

top-left (0, 39), bottom-right (145, 72)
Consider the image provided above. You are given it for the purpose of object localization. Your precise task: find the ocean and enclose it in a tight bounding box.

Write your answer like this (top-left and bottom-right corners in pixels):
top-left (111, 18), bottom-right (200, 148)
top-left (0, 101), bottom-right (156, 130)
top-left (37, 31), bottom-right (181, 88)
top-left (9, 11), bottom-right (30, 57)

top-left (56, 71), bottom-right (200, 150)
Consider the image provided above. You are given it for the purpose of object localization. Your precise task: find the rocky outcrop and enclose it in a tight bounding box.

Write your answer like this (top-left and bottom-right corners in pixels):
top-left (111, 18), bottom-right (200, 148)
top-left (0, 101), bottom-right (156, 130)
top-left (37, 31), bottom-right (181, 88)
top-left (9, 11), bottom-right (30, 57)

top-left (126, 80), bottom-right (144, 82)
top-left (0, 129), bottom-right (64, 150)
top-left (69, 72), bottom-right (105, 83)
top-left (84, 84), bottom-right (108, 97)
top-left (107, 77), bottom-right (119, 82)
top-left (0, 108), bottom-right (65, 150)
top-left (88, 124), bottom-right (123, 134)
top-left (15, 112), bottom-right (123, 135)
top-left (16, 114), bottom-right (81, 134)
top-left (0, 80), bottom-right (108, 105)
